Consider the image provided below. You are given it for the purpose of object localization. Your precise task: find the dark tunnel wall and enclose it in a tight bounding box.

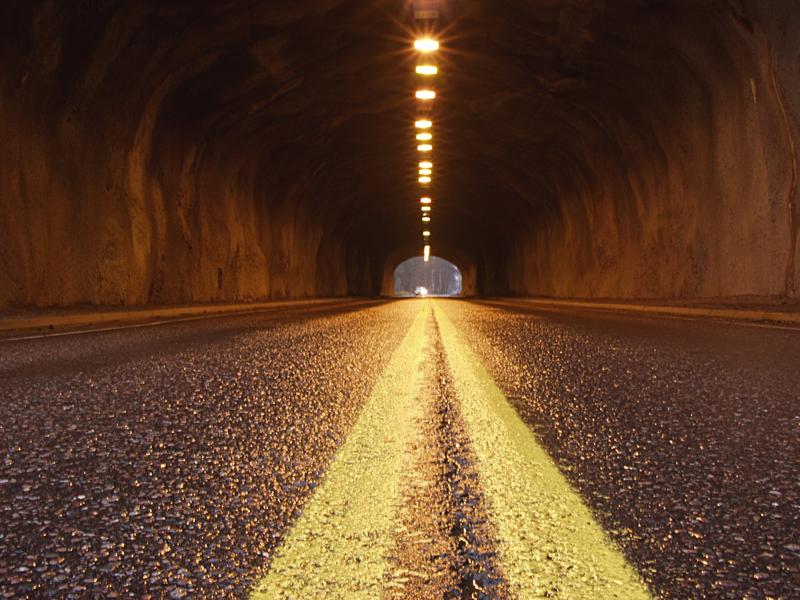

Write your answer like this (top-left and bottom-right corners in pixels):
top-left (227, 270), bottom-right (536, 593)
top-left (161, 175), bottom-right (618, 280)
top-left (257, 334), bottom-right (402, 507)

top-left (483, 0), bottom-right (800, 301)
top-left (0, 1), bottom-right (799, 307)
top-left (0, 1), bottom-right (410, 306)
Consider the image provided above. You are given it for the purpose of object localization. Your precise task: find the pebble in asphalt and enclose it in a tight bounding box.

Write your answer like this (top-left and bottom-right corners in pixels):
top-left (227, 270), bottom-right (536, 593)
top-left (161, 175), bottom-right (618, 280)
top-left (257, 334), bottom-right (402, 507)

top-left (0, 302), bottom-right (418, 598)
top-left (440, 300), bottom-right (800, 599)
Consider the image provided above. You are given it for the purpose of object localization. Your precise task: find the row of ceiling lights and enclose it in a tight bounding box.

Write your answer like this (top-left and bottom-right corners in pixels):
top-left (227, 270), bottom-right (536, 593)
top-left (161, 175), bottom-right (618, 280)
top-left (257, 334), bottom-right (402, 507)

top-left (413, 36), bottom-right (438, 262)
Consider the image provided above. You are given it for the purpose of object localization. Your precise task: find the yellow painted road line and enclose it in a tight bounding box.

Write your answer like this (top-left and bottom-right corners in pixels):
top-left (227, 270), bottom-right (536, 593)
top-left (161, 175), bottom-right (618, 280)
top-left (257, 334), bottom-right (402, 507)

top-left (250, 304), bottom-right (428, 599)
top-left (434, 301), bottom-right (652, 599)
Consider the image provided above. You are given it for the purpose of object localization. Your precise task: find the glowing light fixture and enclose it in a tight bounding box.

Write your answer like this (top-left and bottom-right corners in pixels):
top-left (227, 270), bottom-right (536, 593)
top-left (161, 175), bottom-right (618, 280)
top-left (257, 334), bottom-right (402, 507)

top-left (413, 39), bottom-right (440, 267)
top-left (414, 39), bottom-right (439, 52)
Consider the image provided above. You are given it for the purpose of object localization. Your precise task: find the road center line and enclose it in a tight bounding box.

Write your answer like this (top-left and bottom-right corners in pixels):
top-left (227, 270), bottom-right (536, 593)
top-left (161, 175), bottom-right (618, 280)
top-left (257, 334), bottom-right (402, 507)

top-left (433, 301), bottom-right (653, 599)
top-left (250, 305), bottom-right (428, 599)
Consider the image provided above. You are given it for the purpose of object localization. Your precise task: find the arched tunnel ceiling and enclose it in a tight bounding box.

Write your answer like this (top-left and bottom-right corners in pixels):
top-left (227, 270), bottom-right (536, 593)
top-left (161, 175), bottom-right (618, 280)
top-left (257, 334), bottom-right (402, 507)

top-left (0, 0), bottom-right (798, 305)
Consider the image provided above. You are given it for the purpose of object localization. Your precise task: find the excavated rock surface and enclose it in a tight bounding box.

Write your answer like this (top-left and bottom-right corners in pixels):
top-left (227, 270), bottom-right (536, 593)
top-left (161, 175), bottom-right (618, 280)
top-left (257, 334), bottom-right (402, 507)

top-left (440, 0), bottom-right (800, 301)
top-left (1, 1), bottom-right (798, 306)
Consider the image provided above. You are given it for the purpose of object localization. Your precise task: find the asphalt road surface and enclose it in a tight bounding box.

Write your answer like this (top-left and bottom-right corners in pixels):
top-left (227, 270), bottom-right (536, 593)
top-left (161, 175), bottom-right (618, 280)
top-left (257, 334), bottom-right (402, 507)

top-left (0, 299), bottom-right (798, 598)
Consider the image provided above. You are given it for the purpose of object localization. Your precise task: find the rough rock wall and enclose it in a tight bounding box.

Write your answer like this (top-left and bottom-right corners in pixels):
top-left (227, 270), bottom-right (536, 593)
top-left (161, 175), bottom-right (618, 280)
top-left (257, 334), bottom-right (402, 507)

top-left (0, 1), bottom-right (392, 307)
top-left (493, 1), bottom-right (800, 301)
top-left (0, 100), bottom-right (359, 306)
top-left (2, 1), bottom-right (799, 307)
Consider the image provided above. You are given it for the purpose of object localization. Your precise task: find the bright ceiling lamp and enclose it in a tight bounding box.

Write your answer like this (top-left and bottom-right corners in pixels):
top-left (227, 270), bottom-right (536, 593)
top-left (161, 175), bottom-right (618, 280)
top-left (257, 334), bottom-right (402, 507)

top-left (416, 65), bottom-right (438, 75)
top-left (422, 215), bottom-right (431, 222)
top-left (416, 132), bottom-right (432, 141)
top-left (415, 89), bottom-right (436, 100)
top-left (421, 205), bottom-right (431, 212)
top-left (420, 197), bottom-right (431, 204)
top-left (415, 120), bottom-right (432, 129)
top-left (423, 244), bottom-right (431, 262)
top-left (417, 144), bottom-right (432, 152)
top-left (419, 169), bottom-right (432, 175)
top-left (414, 38), bottom-right (439, 52)
top-left (419, 176), bottom-right (431, 183)
top-left (423, 230), bottom-right (431, 237)
top-left (419, 161), bottom-right (432, 169)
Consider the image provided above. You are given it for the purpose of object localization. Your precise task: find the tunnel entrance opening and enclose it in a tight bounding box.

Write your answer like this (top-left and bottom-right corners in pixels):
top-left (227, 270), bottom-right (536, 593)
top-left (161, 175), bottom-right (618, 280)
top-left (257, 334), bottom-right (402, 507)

top-left (393, 256), bottom-right (462, 297)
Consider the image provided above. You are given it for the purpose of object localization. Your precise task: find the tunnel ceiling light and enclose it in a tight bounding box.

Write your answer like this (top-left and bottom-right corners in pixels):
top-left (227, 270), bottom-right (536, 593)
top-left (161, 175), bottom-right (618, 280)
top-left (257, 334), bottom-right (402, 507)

top-left (421, 205), bottom-right (431, 212)
top-left (419, 176), bottom-right (432, 183)
top-left (423, 230), bottom-right (430, 236)
top-left (416, 132), bottom-right (432, 141)
top-left (416, 64), bottom-right (438, 76)
top-left (419, 169), bottom-right (432, 175)
top-left (415, 120), bottom-right (432, 129)
top-left (414, 38), bottom-right (439, 52)
top-left (417, 144), bottom-right (433, 152)
top-left (415, 89), bottom-right (436, 100)
top-left (422, 215), bottom-right (431, 222)
top-left (423, 244), bottom-right (431, 262)
top-left (419, 161), bottom-right (433, 169)
top-left (420, 196), bottom-right (431, 204)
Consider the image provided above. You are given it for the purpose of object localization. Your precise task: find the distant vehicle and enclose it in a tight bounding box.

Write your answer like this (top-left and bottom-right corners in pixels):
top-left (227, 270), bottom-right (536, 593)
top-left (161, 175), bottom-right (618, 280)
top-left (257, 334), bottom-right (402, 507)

top-left (414, 286), bottom-right (429, 296)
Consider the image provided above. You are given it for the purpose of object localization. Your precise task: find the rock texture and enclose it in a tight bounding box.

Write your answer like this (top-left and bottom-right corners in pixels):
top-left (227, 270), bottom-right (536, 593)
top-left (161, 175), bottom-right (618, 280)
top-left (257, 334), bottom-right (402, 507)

top-left (0, 1), bottom-right (411, 306)
top-left (0, 1), bottom-right (799, 306)
top-left (441, 0), bottom-right (800, 301)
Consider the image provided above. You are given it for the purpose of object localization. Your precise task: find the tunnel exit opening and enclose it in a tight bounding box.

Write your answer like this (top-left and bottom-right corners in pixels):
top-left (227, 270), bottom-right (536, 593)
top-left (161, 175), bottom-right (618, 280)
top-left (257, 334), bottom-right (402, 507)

top-left (393, 256), bottom-right (462, 297)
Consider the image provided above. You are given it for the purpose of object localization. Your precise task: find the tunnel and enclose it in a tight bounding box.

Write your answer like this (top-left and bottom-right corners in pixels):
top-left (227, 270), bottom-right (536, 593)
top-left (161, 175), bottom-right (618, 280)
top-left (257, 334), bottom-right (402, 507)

top-left (1, 0), bottom-right (798, 308)
top-left (3, 3), bottom-right (800, 599)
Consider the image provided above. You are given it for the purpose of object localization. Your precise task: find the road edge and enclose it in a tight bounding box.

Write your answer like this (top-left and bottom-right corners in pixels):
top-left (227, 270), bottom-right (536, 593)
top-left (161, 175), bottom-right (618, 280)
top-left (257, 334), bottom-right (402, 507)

top-left (0, 298), bottom-right (381, 335)
top-left (477, 298), bottom-right (800, 327)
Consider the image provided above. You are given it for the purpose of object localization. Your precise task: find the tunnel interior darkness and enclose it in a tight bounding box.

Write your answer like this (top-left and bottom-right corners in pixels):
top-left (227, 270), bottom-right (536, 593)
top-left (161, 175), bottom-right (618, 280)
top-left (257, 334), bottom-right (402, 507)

top-left (0, 1), bottom-right (798, 307)
top-left (394, 256), bottom-right (462, 297)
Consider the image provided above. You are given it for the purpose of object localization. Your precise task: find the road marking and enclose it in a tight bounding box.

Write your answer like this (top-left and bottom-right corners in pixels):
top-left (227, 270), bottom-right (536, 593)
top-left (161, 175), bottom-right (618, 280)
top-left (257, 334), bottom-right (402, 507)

top-left (250, 305), bottom-right (428, 599)
top-left (252, 300), bottom-right (652, 598)
top-left (433, 301), bottom-right (652, 599)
